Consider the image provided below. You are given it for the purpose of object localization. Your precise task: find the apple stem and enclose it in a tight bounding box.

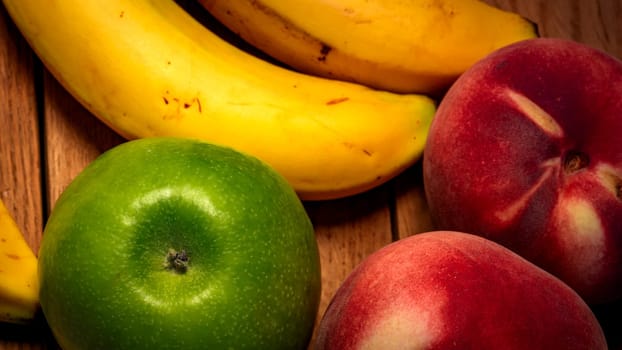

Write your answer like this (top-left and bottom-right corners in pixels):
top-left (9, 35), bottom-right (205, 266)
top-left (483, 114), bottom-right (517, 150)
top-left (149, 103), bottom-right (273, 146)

top-left (164, 248), bottom-right (189, 274)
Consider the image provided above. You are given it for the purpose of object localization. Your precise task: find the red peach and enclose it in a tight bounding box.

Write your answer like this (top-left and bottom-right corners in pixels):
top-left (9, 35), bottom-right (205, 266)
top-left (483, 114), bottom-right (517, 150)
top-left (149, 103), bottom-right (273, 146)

top-left (423, 38), bottom-right (622, 304)
top-left (315, 231), bottom-right (607, 350)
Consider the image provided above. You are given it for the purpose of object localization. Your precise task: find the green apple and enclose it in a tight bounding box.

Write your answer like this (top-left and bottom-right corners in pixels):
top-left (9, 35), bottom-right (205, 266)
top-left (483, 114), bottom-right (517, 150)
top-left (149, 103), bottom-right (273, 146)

top-left (38, 137), bottom-right (321, 349)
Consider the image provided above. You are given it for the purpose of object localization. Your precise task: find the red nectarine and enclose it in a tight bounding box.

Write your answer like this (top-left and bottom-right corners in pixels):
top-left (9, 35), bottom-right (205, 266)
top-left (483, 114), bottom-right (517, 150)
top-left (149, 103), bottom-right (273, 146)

top-left (315, 231), bottom-right (607, 349)
top-left (423, 38), bottom-right (622, 304)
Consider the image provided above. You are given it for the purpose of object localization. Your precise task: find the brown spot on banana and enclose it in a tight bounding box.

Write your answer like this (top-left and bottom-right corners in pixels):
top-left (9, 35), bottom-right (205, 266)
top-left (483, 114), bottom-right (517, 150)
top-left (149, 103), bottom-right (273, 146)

top-left (246, 1), bottom-right (334, 66)
top-left (342, 141), bottom-right (373, 156)
top-left (162, 91), bottom-right (203, 119)
top-left (5, 253), bottom-right (20, 260)
top-left (326, 97), bottom-right (349, 105)
top-left (318, 44), bottom-right (332, 62)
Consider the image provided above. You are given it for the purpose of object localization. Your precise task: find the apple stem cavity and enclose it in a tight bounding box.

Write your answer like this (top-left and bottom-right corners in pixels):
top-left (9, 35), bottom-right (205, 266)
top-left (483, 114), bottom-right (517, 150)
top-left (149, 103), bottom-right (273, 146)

top-left (563, 150), bottom-right (589, 174)
top-left (164, 248), bottom-right (190, 274)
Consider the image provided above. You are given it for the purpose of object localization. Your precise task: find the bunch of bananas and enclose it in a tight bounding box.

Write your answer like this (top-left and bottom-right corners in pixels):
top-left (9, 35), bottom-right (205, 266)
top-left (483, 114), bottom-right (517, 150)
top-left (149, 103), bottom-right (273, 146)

top-left (0, 0), bottom-right (536, 323)
top-left (2, 0), bottom-right (536, 201)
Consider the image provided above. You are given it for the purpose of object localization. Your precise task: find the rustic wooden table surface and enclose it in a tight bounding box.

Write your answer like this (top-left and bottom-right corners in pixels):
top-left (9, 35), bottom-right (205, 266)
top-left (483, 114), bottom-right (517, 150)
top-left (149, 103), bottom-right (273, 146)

top-left (1, 0), bottom-right (621, 349)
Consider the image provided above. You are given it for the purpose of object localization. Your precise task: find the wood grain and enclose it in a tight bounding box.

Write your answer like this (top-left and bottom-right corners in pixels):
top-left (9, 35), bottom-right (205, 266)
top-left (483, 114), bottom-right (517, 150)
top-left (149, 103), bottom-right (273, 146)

top-left (0, 4), bottom-right (49, 349)
top-left (0, 3), bottom-right (41, 251)
top-left (306, 187), bottom-right (393, 342)
top-left (42, 73), bottom-right (125, 211)
top-left (1, 0), bottom-right (621, 349)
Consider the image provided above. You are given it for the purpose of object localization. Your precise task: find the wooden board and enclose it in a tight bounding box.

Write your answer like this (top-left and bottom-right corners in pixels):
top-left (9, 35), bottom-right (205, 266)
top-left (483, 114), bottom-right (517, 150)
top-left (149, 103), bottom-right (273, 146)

top-left (1, 0), bottom-right (621, 349)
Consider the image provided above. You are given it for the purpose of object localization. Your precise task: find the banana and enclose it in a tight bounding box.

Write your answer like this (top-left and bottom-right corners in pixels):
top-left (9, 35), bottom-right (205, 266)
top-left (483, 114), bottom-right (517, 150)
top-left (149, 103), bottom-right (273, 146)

top-left (197, 0), bottom-right (538, 95)
top-left (0, 198), bottom-right (39, 324)
top-left (2, 0), bottom-right (436, 201)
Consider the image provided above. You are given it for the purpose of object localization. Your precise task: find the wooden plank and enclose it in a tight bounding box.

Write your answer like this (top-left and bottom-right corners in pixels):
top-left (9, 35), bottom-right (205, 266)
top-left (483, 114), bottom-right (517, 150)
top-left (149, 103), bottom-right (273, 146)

top-left (393, 162), bottom-right (433, 239)
top-left (42, 74), bottom-right (125, 211)
top-left (488, 0), bottom-right (621, 58)
top-left (306, 187), bottom-right (393, 342)
top-left (0, 2), bottom-right (41, 252)
top-left (0, 4), bottom-right (49, 350)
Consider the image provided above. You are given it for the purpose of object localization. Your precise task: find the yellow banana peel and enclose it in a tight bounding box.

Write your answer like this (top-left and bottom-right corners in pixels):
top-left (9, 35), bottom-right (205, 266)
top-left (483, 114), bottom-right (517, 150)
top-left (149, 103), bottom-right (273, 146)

top-left (2, 0), bottom-right (436, 201)
top-left (199, 0), bottom-right (538, 94)
top-left (0, 198), bottom-right (39, 324)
